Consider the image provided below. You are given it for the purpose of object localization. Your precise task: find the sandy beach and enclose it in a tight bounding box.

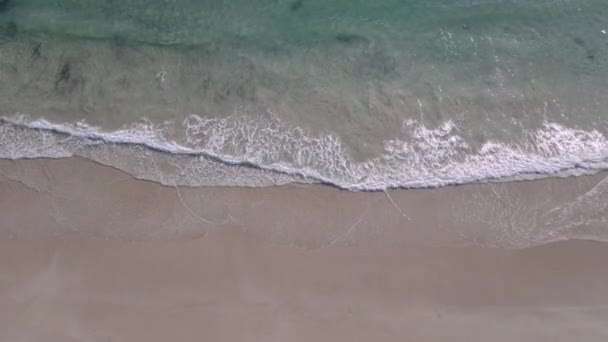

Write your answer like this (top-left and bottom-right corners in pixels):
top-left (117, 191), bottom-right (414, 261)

top-left (2, 0), bottom-right (608, 340)
top-left (1, 157), bottom-right (608, 341)
top-left (2, 236), bottom-right (608, 341)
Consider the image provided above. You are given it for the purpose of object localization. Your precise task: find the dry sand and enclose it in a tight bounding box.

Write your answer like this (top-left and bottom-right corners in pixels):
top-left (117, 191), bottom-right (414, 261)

top-left (1, 157), bottom-right (608, 341)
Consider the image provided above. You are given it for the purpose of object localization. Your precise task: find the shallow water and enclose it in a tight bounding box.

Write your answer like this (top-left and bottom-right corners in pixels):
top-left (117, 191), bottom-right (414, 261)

top-left (1, 0), bottom-right (608, 189)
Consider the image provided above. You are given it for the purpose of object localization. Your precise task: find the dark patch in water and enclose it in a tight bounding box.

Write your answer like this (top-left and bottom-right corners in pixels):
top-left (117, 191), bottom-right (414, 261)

top-left (32, 42), bottom-right (41, 59)
top-left (378, 55), bottom-right (397, 75)
top-left (54, 61), bottom-right (84, 94)
top-left (572, 37), bottom-right (598, 62)
top-left (573, 37), bottom-right (586, 47)
top-left (0, 0), bottom-right (12, 13)
top-left (56, 63), bottom-right (71, 86)
top-left (361, 50), bottom-right (397, 78)
top-left (5, 21), bottom-right (16, 38)
top-left (111, 34), bottom-right (128, 47)
top-left (335, 33), bottom-right (369, 45)
top-left (290, 0), bottom-right (303, 11)
top-left (462, 24), bottom-right (470, 30)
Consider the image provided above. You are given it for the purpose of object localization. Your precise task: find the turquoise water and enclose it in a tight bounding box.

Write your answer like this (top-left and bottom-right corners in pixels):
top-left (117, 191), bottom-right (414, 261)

top-left (1, 0), bottom-right (608, 189)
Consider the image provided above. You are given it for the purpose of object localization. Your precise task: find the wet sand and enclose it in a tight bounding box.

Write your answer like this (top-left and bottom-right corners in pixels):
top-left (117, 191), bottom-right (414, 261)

top-left (1, 157), bottom-right (608, 341)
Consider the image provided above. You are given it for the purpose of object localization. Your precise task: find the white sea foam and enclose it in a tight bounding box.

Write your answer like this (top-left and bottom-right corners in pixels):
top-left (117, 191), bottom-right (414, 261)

top-left (1, 113), bottom-right (608, 190)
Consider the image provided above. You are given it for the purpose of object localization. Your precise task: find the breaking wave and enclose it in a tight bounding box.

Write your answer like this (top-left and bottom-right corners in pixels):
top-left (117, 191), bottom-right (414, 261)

top-left (2, 113), bottom-right (608, 190)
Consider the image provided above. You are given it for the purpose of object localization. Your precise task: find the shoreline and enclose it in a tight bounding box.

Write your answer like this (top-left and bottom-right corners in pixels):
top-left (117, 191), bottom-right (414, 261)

top-left (1, 156), bottom-right (607, 248)
top-left (3, 116), bottom-right (608, 191)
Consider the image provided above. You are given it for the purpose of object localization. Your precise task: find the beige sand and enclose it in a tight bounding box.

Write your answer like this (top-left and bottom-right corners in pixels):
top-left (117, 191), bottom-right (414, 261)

top-left (1, 158), bottom-right (608, 341)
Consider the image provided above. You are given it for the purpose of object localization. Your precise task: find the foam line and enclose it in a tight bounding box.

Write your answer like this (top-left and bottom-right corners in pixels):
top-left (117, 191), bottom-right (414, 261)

top-left (2, 114), bottom-right (608, 191)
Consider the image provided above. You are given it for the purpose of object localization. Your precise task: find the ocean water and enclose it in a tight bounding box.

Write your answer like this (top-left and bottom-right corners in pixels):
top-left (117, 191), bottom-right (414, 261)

top-left (1, 0), bottom-right (608, 190)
